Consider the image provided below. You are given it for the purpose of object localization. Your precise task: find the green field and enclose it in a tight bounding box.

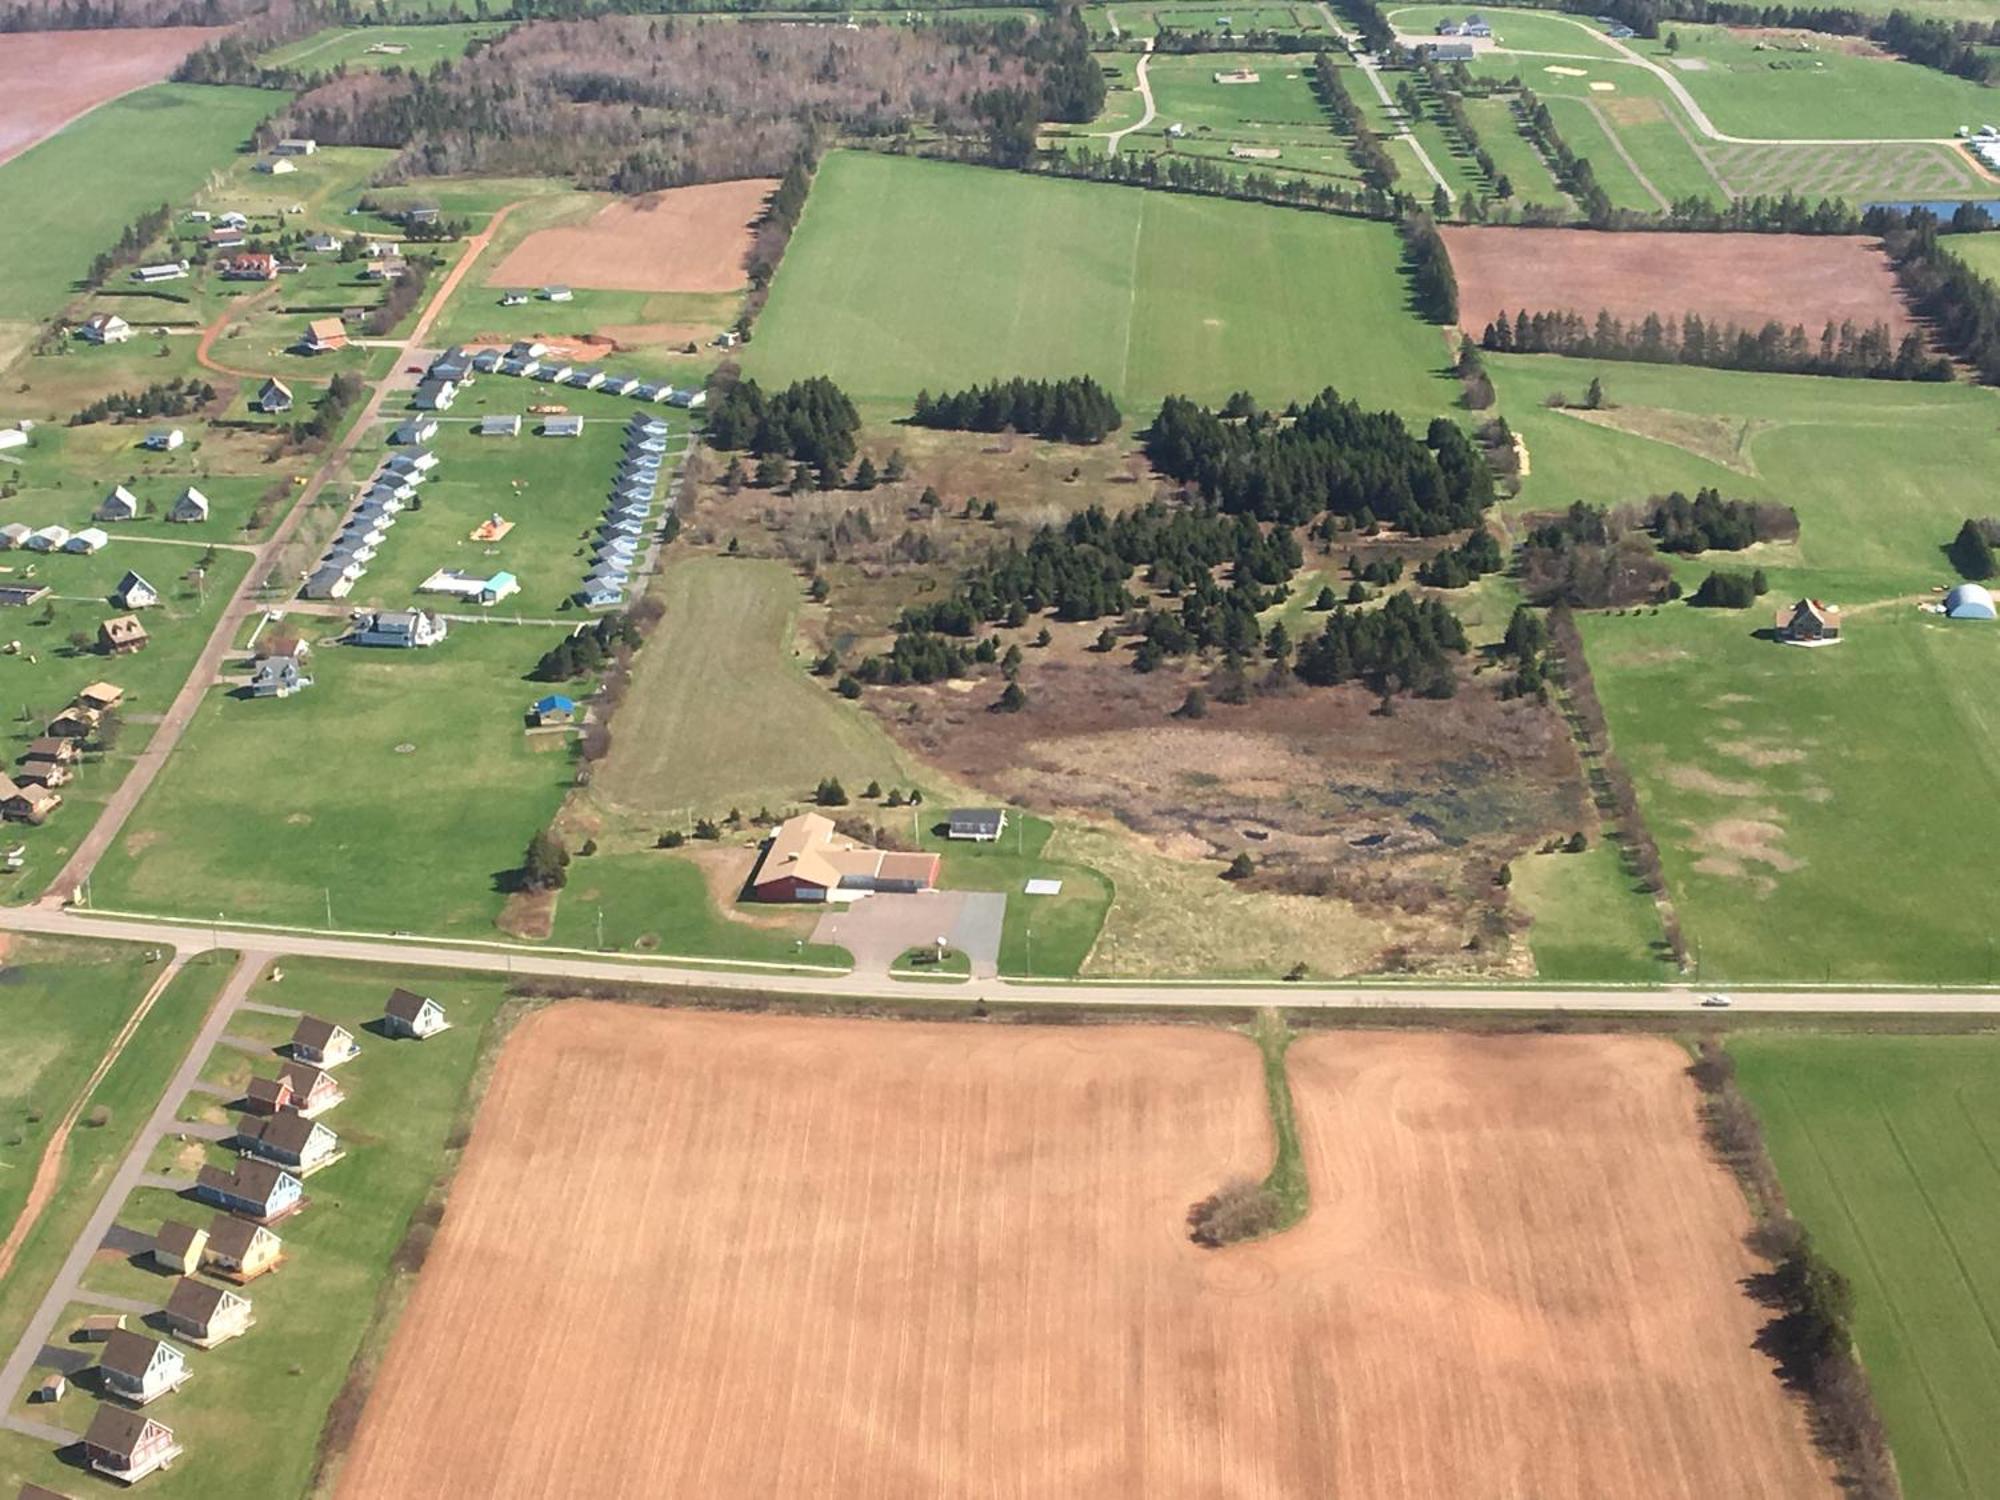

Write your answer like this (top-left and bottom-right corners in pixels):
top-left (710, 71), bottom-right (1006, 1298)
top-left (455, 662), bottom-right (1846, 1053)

top-left (0, 957), bottom-right (511, 1500)
top-left (260, 21), bottom-right (513, 71)
top-left (744, 150), bottom-right (1456, 419)
top-left (1388, 4), bottom-right (1624, 57)
top-left (1508, 839), bottom-right (1671, 981)
top-left (1948, 230), bottom-right (2000, 282)
top-left (1492, 354), bottom-right (2000, 983)
top-left (921, 814), bottom-right (1114, 977)
top-left (1462, 93), bottom-right (1569, 209)
top-left (0, 86), bottom-right (277, 329)
top-left (1733, 1035), bottom-right (2000, 1500)
top-left (89, 619), bottom-right (578, 935)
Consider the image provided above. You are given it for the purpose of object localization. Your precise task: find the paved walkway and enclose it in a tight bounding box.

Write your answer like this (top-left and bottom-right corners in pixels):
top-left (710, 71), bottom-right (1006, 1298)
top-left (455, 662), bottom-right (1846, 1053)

top-left (0, 952), bottom-right (259, 1435)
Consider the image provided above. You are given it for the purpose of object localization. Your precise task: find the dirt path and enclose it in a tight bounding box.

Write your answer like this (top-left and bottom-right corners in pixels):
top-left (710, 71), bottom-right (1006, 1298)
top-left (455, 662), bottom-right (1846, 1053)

top-left (44, 203), bottom-right (525, 909)
top-left (0, 951), bottom-right (188, 1284)
top-left (1104, 39), bottom-right (1156, 155)
top-left (192, 285), bottom-right (282, 382)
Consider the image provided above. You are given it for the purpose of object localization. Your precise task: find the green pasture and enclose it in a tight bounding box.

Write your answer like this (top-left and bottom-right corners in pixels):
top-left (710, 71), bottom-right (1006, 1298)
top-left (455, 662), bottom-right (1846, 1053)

top-left (746, 150), bottom-right (1456, 419)
top-left (1387, 4), bottom-right (1623, 56)
top-left (1734, 1035), bottom-right (2000, 1500)
top-left (260, 21), bottom-right (512, 71)
top-left (1539, 95), bottom-right (1666, 210)
top-left (1105, 2), bottom-right (1326, 38)
top-left (1507, 839), bottom-right (1670, 981)
top-left (1143, 52), bottom-right (1332, 133)
top-left (90, 619), bottom-right (577, 935)
top-left (0, 86), bottom-right (277, 329)
top-left (1491, 355), bottom-right (2000, 983)
top-left (198, 146), bottom-right (396, 233)
top-left (0, 958), bottom-right (509, 1500)
top-left (545, 849), bottom-right (849, 965)
top-left (1947, 230), bottom-right (2000, 281)
top-left (1462, 93), bottom-right (1569, 207)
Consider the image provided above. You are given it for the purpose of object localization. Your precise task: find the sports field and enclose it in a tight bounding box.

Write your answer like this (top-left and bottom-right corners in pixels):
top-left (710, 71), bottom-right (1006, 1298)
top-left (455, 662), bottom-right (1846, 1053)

top-left (1493, 354), bottom-right (2000, 982)
top-left (1733, 1035), bottom-right (2000, 1500)
top-left (333, 1010), bottom-right (1829, 1496)
top-left (745, 151), bottom-right (1454, 419)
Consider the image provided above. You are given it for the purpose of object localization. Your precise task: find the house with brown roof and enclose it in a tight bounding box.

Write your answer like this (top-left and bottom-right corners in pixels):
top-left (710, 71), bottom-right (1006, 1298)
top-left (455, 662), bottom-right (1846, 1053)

top-left (150, 1221), bottom-right (207, 1275)
top-left (202, 1214), bottom-right (283, 1281)
top-left (236, 1111), bottom-right (341, 1175)
top-left (98, 616), bottom-right (148, 655)
top-left (161, 1277), bottom-right (254, 1348)
top-left (747, 813), bottom-right (941, 903)
top-left (194, 1159), bottom-right (304, 1223)
top-left (96, 1329), bottom-right (189, 1406)
top-left (222, 252), bottom-right (278, 282)
top-left (245, 1060), bottom-right (344, 1118)
top-left (382, 987), bottom-right (448, 1039)
top-left (19, 737), bottom-right (76, 788)
top-left (300, 317), bottom-right (348, 354)
top-left (75, 1314), bottom-right (125, 1342)
top-left (1775, 597), bottom-right (1842, 645)
top-left (77, 682), bottom-right (124, 712)
top-left (290, 1015), bottom-right (359, 1068)
top-left (83, 1405), bottom-right (181, 1483)
top-left (47, 704), bottom-right (101, 740)
top-left (0, 775), bottom-right (61, 825)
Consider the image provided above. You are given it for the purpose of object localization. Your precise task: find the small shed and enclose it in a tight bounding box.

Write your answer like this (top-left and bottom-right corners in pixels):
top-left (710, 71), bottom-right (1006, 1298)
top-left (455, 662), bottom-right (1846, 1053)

top-left (1944, 582), bottom-right (1997, 620)
top-left (98, 615), bottom-right (149, 655)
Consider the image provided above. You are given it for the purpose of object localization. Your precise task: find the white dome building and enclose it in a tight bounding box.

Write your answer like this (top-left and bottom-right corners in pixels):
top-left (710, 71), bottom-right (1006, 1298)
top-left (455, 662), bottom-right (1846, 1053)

top-left (1945, 582), bottom-right (1998, 620)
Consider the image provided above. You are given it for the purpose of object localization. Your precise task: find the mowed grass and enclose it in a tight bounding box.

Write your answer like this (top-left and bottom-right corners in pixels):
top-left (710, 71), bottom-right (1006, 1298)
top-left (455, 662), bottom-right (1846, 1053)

top-left (1491, 354), bottom-right (2000, 982)
top-left (260, 21), bottom-right (513, 71)
top-left (592, 554), bottom-right (923, 819)
top-left (90, 620), bottom-right (577, 935)
top-left (0, 957), bottom-right (509, 1500)
top-left (745, 151), bottom-right (1454, 420)
top-left (920, 814), bottom-right (1113, 977)
top-left (1507, 840), bottom-right (1670, 982)
top-left (0, 86), bottom-right (276, 327)
top-left (1732, 1035), bottom-right (2000, 1500)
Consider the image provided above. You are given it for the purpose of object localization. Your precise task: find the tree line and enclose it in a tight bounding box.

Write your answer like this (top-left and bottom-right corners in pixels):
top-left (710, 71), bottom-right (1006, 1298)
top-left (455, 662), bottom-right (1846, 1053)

top-left (1145, 388), bottom-right (1495, 535)
top-left (1310, 52), bottom-right (1399, 196)
top-left (911, 376), bottom-right (1122, 444)
top-left (1480, 305), bottom-right (1949, 381)
top-left (739, 157), bottom-right (814, 340)
top-left (1948, 517), bottom-right (2000, 579)
top-left (84, 203), bottom-right (174, 291)
top-left (69, 377), bottom-right (216, 427)
top-left (531, 611), bottom-right (643, 681)
top-left (1515, 87), bottom-right (1612, 225)
top-left (1329, 0), bottom-right (1397, 54)
top-left (704, 375), bottom-right (861, 478)
top-left (1649, 488), bottom-right (1798, 552)
top-left (1401, 210), bottom-right (1457, 324)
top-left (1875, 206), bottom-right (2000, 385)
top-left (1039, 139), bottom-right (1406, 221)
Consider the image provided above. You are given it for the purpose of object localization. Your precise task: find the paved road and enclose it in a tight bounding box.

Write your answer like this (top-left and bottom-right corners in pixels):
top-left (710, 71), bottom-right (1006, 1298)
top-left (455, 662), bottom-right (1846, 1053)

top-left (0, 952), bottom-right (257, 1437)
top-left (1104, 38), bottom-right (1157, 155)
top-left (5, 904), bottom-right (2000, 1015)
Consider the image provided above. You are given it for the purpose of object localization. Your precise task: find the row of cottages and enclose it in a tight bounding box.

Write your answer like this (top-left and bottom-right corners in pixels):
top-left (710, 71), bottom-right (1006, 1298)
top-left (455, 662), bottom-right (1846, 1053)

top-left (96, 485), bottom-right (210, 525)
top-left (235, 1111), bottom-right (343, 1176)
top-left (152, 1212), bottom-right (284, 1283)
top-left (19, 734), bottom-right (78, 789)
top-left (474, 339), bottom-right (706, 408)
top-left (0, 524), bottom-right (111, 555)
top-left (245, 1058), bottom-right (344, 1117)
top-left (748, 813), bottom-right (942, 903)
top-left (82, 1405), bottom-right (181, 1484)
top-left (304, 447), bottom-right (437, 601)
top-left (579, 414), bottom-right (673, 609)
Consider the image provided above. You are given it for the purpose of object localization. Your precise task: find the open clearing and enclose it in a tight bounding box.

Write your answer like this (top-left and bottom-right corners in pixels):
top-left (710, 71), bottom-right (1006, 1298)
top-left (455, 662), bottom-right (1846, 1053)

top-left (489, 179), bottom-right (774, 294)
top-left (746, 150), bottom-right (1453, 419)
top-left (1443, 226), bottom-right (1914, 338)
top-left (1734, 1035), bottom-right (2000, 1500)
top-left (333, 1009), bottom-right (1827, 1498)
top-left (0, 26), bottom-right (220, 166)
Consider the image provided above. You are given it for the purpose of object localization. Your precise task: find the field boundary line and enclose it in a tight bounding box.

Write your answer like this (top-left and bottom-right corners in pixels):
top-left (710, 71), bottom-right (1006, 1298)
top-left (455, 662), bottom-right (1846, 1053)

top-left (1580, 96), bottom-right (1668, 211)
top-left (1877, 1104), bottom-right (2000, 1363)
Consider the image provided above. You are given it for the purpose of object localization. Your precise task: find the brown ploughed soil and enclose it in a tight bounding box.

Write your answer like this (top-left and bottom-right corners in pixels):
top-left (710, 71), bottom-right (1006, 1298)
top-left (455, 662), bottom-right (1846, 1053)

top-left (0, 27), bottom-right (221, 165)
top-left (334, 1009), bottom-right (1831, 1499)
top-left (488, 178), bottom-right (777, 294)
top-left (1443, 225), bottom-right (1915, 339)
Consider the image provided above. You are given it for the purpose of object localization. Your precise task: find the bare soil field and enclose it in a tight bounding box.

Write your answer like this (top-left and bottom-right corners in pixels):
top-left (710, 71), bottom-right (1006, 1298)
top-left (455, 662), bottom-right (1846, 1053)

top-left (1442, 226), bottom-right (1914, 339)
top-left (1285, 1031), bottom-right (1834, 1499)
top-left (333, 1010), bottom-right (1830, 1498)
top-left (489, 178), bottom-right (777, 294)
top-left (0, 27), bottom-right (220, 165)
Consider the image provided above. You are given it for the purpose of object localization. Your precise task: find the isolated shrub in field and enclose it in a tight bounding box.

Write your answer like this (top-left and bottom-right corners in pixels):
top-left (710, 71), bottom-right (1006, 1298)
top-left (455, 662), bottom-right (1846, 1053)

top-left (1187, 1176), bottom-right (1284, 1247)
top-left (84, 1106), bottom-right (110, 1129)
top-left (1689, 571), bottom-right (1757, 609)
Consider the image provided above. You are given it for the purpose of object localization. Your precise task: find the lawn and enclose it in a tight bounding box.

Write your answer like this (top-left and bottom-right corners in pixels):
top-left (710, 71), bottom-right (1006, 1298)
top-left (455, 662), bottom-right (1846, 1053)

top-left (1732, 1035), bottom-right (2000, 1500)
top-left (1948, 230), bottom-right (2000, 282)
top-left (0, 86), bottom-right (277, 329)
top-left (1386, 4), bottom-right (1625, 57)
top-left (744, 150), bottom-right (1456, 421)
top-left (1462, 94), bottom-right (1570, 209)
top-left (260, 21), bottom-right (513, 71)
top-left (0, 957), bottom-right (511, 1500)
top-left (542, 848), bottom-right (849, 966)
top-left (89, 618), bottom-right (579, 936)
top-left (1490, 354), bottom-right (2000, 983)
top-left (919, 813), bottom-right (1114, 978)
top-left (1506, 839), bottom-right (1671, 982)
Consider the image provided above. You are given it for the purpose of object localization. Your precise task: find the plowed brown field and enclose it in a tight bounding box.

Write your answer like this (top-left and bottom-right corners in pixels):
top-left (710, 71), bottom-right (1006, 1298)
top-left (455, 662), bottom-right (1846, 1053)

top-left (0, 27), bottom-right (220, 165)
top-left (333, 1011), bottom-right (1831, 1500)
top-left (489, 178), bottom-right (776, 294)
top-left (1443, 225), bottom-right (1913, 340)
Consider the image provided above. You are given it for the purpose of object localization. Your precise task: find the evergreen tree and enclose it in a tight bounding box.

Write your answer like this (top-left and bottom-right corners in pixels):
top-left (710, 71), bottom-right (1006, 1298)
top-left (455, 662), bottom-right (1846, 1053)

top-left (1950, 518), bottom-right (1997, 579)
top-left (520, 829), bottom-right (570, 892)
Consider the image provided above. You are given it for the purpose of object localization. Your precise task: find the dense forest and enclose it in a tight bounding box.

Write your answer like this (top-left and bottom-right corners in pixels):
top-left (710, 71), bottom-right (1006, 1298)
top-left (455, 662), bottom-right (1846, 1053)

top-left (704, 376), bottom-right (861, 475)
top-left (1145, 389), bottom-right (1494, 535)
top-left (1481, 305), bottom-right (1948, 381)
top-left (1519, 501), bottom-right (1675, 608)
top-left (911, 377), bottom-right (1121, 444)
top-left (1648, 489), bottom-right (1798, 552)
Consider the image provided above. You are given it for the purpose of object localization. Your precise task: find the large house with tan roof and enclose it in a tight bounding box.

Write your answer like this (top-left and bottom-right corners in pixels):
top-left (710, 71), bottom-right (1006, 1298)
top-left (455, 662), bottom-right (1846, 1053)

top-left (747, 812), bottom-right (940, 903)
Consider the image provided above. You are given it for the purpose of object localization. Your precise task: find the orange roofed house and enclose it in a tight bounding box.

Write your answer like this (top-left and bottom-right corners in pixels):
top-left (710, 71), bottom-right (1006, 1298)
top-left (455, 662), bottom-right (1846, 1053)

top-left (747, 812), bottom-right (940, 903)
top-left (300, 317), bottom-right (348, 354)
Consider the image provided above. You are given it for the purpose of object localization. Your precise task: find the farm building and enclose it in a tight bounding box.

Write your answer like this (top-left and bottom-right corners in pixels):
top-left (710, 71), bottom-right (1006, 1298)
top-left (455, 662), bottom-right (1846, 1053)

top-left (96, 486), bottom-right (140, 523)
top-left (96, 1329), bottom-right (189, 1405)
top-left (529, 694), bottom-right (576, 728)
top-left (203, 1215), bottom-right (283, 1280)
top-left (1944, 582), bottom-right (1997, 619)
top-left (748, 813), bottom-right (941, 903)
top-left (98, 615), bottom-right (149, 655)
top-left (236, 1111), bottom-right (342, 1174)
top-left (255, 379), bottom-right (293, 415)
top-left (142, 427), bottom-right (183, 452)
top-left (170, 486), bottom-right (210, 523)
top-left (115, 571), bottom-right (157, 614)
top-left (303, 232), bottom-right (340, 254)
top-left (131, 262), bottom-right (189, 283)
top-left (419, 569), bottom-right (518, 605)
top-left (0, 427), bottom-right (24, 452)
top-left (276, 136), bottom-right (317, 155)
top-left (479, 414), bottom-right (522, 437)
top-left (194, 1159), bottom-right (304, 1222)
top-left (1775, 598), bottom-right (1843, 645)
top-left (0, 776), bottom-right (61, 824)
top-left (64, 528), bottom-right (108, 555)
top-left (292, 1014), bottom-right (361, 1067)
top-left (222, 252), bottom-right (277, 282)
top-left (256, 156), bottom-right (296, 175)
top-left (948, 808), bottom-right (1008, 842)
top-left (161, 1278), bottom-right (254, 1348)
top-left (350, 608), bottom-right (447, 648)
top-left (1420, 40), bottom-right (1476, 59)
top-left (77, 314), bottom-right (132, 345)
top-left (539, 284), bottom-right (573, 302)
top-left (392, 418), bottom-right (438, 445)
top-left (383, 986), bottom-right (450, 1038)
top-left (32, 1375), bottom-right (66, 1406)
top-left (0, 584), bottom-right (48, 607)
top-left (150, 1221), bottom-right (207, 1275)
top-left (208, 226), bottom-right (243, 249)
top-left (248, 653), bottom-right (311, 698)
top-left (413, 378), bottom-right (458, 412)
top-left (83, 1405), bottom-right (181, 1484)
top-left (301, 317), bottom-right (348, 354)
top-left (543, 415), bottom-right (584, 438)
